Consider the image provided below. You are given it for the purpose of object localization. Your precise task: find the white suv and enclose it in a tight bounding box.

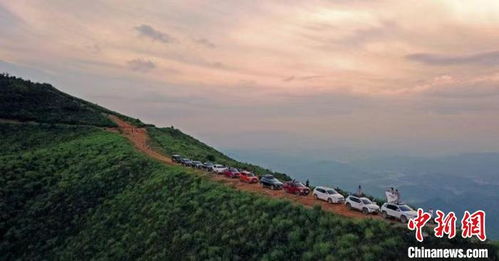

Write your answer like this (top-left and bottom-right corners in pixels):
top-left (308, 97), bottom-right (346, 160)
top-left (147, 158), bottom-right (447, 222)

top-left (345, 195), bottom-right (380, 214)
top-left (380, 203), bottom-right (417, 223)
top-left (211, 164), bottom-right (227, 174)
top-left (313, 186), bottom-right (345, 204)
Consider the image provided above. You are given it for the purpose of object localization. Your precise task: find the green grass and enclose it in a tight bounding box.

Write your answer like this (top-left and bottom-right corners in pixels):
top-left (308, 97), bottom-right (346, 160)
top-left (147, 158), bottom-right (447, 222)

top-left (1, 75), bottom-right (497, 260)
top-left (3, 123), bottom-right (494, 260)
top-left (147, 127), bottom-right (291, 181)
top-left (0, 74), bottom-right (144, 127)
top-left (0, 123), bottom-right (157, 259)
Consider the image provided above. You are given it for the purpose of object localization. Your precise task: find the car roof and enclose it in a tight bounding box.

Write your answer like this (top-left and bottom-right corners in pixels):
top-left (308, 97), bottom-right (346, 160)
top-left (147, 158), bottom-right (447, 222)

top-left (315, 186), bottom-right (334, 190)
top-left (263, 174), bottom-right (274, 178)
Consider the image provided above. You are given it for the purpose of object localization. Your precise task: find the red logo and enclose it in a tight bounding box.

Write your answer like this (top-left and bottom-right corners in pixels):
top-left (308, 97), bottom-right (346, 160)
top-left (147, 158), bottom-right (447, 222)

top-left (461, 210), bottom-right (486, 241)
top-left (408, 208), bottom-right (431, 242)
top-left (434, 210), bottom-right (457, 239)
top-left (408, 209), bottom-right (486, 242)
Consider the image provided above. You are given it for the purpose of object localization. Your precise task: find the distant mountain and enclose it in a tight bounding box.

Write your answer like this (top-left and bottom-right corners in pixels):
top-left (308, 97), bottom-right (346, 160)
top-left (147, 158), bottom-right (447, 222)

top-left (351, 153), bottom-right (499, 181)
top-left (235, 151), bottom-right (499, 239)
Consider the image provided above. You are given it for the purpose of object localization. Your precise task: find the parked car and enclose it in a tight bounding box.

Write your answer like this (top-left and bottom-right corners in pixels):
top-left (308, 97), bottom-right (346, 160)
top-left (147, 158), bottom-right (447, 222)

top-left (380, 203), bottom-right (417, 223)
top-left (191, 161), bottom-right (204, 168)
top-left (260, 174), bottom-right (283, 190)
top-left (172, 154), bottom-right (182, 163)
top-left (283, 180), bottom-right (310, 195)
top-left (203, 162), bottom-right (214, 170)
top-left (223, 167), bottom-right (241, 178)
top-left (180, 158), bottom-right (192, 166)
top-left (211, 164), bottom-right (227, 174)
top-left (239, 171), bottom-right (259, 183)
top-left (345, 195), bottom-right (379, 215)
top-left (313, 186), bottom-right (345, 203)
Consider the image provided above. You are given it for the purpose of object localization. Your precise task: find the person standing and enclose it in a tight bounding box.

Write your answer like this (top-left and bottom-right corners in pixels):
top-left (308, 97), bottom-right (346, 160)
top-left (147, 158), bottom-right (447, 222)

top-left (356, 185), bottom-right (363, 196)
top-left (305, 179), bottom-right (310, 187)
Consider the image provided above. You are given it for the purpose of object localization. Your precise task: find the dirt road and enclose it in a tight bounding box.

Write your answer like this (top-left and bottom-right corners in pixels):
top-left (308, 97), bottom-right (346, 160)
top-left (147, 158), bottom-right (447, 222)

top-left (109, 116), bottom-right (384, 221)
top-left (108, 115), bottom-right (174, 165)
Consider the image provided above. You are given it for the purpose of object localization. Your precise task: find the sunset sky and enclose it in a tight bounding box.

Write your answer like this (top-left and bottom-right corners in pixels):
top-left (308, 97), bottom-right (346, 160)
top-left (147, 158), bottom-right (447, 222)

top-left (2, 0), bottom-right (499, 158)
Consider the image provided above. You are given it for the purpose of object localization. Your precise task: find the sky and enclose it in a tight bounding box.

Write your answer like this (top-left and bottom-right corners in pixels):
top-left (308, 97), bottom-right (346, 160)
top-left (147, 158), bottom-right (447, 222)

top-left (2, 0), bottom-right (499, 159)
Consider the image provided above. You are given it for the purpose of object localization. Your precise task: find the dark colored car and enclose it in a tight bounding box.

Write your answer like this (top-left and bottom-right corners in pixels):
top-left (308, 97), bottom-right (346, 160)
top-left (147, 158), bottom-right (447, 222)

top-left (180, 158), bottom-right (192, 166)
top-left (203, 162), bottom-right (214, 170)
top-left (172, 154), bottom-right (182, 163)
top-left (223, 167), bottom-right (241, 178)
top-left (260, 174), bottom-right (283, 190)
top-left (283, 181), bottom-right (310, 195)
top-left (192, 161), bottom-right (204, 168)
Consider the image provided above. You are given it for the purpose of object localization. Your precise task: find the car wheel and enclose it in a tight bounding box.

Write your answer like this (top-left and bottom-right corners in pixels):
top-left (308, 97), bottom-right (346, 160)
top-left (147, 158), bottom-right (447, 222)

top-left (346, 203), bottom-right (352, 210)
top-left (327, 198), bottom-right (333, 204)
top-left (362, 208), bottom-right (369, 215)
top-left (382, 211), bottom-right (388, 219)
top-left (400, 215), bottom-right (408, 223)
top-left (314, 194), bottom-right (318, 199)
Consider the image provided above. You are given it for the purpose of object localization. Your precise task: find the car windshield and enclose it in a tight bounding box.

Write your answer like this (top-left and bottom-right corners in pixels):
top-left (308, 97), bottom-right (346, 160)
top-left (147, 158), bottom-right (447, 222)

top-left (230, 168), bottom-right (239, 172)
top-left (361, 199), bottom-right (372, 205)
top-left (247, 173), bottom-right (255, 176)
top-left (399, 205), bottom-right (413, 212)
top-left (294, 182), bottom-right (304, 187)
top-left (327, 190), bottom-right (337, 194)
top-left (214, 165), bottom-right (223, 168)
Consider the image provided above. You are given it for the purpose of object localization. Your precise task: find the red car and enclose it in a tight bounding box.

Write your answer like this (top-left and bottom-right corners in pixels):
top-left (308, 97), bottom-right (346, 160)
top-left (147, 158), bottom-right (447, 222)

top-left (239, 171), bottom-right (259, 183)
top-left (223, 168), bottom-right (241, 178)
top-left (283, 181), bottom-right (310, 195)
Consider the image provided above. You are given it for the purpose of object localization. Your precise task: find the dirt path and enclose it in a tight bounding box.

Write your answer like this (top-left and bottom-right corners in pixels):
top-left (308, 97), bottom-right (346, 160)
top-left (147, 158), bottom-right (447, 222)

top-left (108, 115), bottom-right (174, 165)
top-left (108, 116), bottom-right (385, 221)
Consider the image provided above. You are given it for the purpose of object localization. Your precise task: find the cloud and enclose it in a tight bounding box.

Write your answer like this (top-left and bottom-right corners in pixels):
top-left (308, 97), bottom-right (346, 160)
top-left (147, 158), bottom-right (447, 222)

top-left (134, 24), bottom-right (174, 43)
top-left (407, 73), bottom-right (499, 101)
top-left (407, 51), bottom-right (499, 66)
top-left (193, 38), bottom-right (215, 48)
top-left (127, 59), bottom-right (155, 72)
top-left (282, 75), bottom-right (323, 82)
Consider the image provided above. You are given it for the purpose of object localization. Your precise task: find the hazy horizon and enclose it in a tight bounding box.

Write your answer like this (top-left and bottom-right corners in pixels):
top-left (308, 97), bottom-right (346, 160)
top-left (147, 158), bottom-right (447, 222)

top-left (3, 0), bottom-right (499, 158)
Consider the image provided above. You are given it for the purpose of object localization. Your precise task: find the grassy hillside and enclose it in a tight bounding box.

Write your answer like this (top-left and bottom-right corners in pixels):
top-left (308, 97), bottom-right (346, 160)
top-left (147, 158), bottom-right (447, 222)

top-left (2, 123), bottom-right (494, 260)
top-left (0, 74), bottom-right (143, 127)
top-left (0, 124), bottom-right (157, 259)
top-left (1, 75), bottom-right (497, 260)
top-left (148, 127), bottom-right (291, 181)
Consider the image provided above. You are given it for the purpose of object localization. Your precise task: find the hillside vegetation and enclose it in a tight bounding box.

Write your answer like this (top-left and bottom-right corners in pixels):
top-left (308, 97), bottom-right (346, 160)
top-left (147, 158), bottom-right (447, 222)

top-left (1, 75), bottom-right (497, 260)
top-left (0, 74), bottom-right (143, 127)
top-left (148, 127), bottom-right (291, 181)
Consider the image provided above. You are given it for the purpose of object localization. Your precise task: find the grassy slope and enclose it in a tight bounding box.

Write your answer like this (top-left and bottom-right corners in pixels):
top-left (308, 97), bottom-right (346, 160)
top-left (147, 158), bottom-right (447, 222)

top-left (0, 124), bottom-right (157, 259)
top-left (5, 123), bottom-right (492, 261)
top-left (148, 127), bottom-right (291, 181)
top-left (1, 75), bottom-right (497, 260)
top-left (0, 74), bottom-right (144, 127)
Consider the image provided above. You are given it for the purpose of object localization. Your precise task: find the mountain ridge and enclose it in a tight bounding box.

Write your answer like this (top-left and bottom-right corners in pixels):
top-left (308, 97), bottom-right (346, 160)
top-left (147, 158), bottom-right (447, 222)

top-left (1, 74), bottom-right (497, 260)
